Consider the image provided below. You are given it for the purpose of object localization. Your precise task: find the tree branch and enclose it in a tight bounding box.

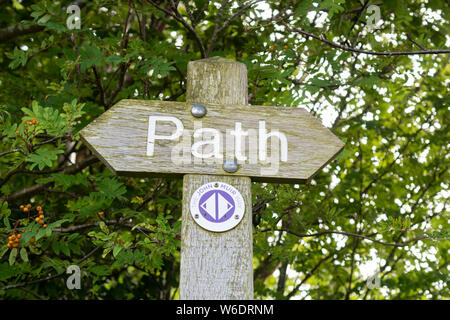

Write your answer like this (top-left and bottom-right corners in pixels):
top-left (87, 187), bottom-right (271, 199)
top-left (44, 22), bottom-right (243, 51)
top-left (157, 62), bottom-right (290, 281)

top-left (346, 0), bottom-right (370, 46)
top-left (0, 155), bottom-right (99, 202)
top-left (146, 0), bottom-right (206, 57)
top-left (281, 21), bottom-right (450, 56)
top-left (92, 66), bottom-right (106, 107)
top-left (217, 0), bottom-right (263, 35)
top-left (205, 0), bottom-right (230, 57)
top-left (260, 227), bottom-right (427, 247)
top-left (0, 23), bottom-right (44, 43)
top-left (286, 252), bottom-right (338, 299)
top-left (52, 219), bottom-right (164, 244)
top-left (0, 148), bottom-right (27, 158)
top-left (19, 287), bottom-right (46, 300)
top-left (0, 245), bottom-right (103, 291)
top-left (406, 33), bottom-right (428, 51)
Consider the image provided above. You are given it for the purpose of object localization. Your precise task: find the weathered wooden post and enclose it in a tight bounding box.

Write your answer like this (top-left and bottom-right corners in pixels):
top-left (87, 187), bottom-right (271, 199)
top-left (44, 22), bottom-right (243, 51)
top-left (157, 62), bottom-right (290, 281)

top-left (79, 56), bottom-right (344, 301)
top-left (180, 57), bottom-right (253, 299)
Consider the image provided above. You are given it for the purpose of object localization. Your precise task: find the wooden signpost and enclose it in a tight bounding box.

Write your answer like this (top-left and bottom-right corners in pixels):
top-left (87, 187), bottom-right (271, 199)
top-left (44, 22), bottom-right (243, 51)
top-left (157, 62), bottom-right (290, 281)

top-left (80, 56), bottom-right (344, 299)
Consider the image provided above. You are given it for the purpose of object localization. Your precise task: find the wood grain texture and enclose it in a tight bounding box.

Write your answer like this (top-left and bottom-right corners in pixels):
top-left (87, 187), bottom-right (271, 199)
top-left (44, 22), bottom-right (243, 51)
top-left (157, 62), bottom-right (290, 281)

top-left (180, 174), bottom-right (253, 299)
top-left (180, 57), bottom-right (253, 300)
top-left (79, 94), bottom-right (344, 182)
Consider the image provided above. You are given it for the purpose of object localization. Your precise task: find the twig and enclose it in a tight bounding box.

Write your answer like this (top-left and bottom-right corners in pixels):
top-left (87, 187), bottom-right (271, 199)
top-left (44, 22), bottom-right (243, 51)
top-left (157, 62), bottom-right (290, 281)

top-left (0, 155), bottom-right (99, 202)
top-left (120, 1), bottom-right (133, 52)
top-left (103, 3), bottom-right (133, 108)
top-left (92, 66), bottom-right (106, 107)
top-left (53, 219), bottom-right (163, 244)
top-left (131, 0), bottom-right (146, 41)
top-left (19, 287), bottom-right (46, 300)
top-left (407, 33), bottom-right (428, 51)
top-left (136, 178), bottom-right (164, 211)
top-left (286, 251), bottom-right (338, 299)
top-left (0, 23), bottom-right (44, 43)
top-left (206, 0), bottom-right (230, 57)
top-left (216, 0), bottom-right (263, 35)
top-left (0, 245), bottom-right (103, 291)
top-left (0, 149), bottom-right (27, 158)
top-left (182, 0), bottom-right (195, 26)
top-left (282, 21), bottom-right (450, 56)
top-left (32, 135), bottom-right (68, 148)
top-left (260, 227), bottom-right (428, 247)
top-left (347, 0), bottom-right (370, 46)
top-left (146, 0), bottom-right (206, 57)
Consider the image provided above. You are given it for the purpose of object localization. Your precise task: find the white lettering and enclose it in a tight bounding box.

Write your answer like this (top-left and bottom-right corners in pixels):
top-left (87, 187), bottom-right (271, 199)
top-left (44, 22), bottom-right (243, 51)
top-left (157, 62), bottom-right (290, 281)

top-left (147, 116), bottom-right (184, 156)
top-left (230, 122), bottom-right (248, 161)
top-left (148, 116), bottom-right (288, 172)
top-left (258, 121), bottom-right (288, 162)
top-left (191, 128), bottom-right (222, 159)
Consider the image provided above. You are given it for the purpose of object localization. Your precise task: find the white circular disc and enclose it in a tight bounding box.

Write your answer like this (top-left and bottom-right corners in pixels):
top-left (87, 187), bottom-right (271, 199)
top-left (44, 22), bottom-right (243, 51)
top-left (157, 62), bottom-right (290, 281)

top-left (190, 181), bottom-right (245, 232)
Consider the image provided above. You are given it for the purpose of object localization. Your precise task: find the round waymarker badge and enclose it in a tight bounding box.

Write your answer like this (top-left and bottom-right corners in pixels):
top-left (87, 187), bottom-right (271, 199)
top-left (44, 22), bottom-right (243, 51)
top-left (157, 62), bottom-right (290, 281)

top-left (190, 182), bottom-right (245, 232)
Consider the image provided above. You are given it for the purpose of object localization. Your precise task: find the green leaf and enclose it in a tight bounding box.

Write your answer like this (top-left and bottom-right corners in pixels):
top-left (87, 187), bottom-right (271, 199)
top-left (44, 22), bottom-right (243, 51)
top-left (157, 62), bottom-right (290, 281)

top-left (27, 148), bottom-right (64, 170)
top-left (90, 265), bottom-right (110, 276)
top-left (105, 55), bottom-right (126, 68)
top-left (0, 246), bottom-right (8, 260)
top-left (99, 221), bottom-right (109, 234)
top-left (113, 246), bottom-right (122, 258)
top-left (37, 13), bottom-right (51, 24)
top-left (20, 248), bottom-right (29, 262)
top-left (51, 173), bottom-right (89, 191)
top-left (9, 248), bottom-right (18, 266)
top-left (3, 217), bottom-right (11, 229)
top-left (22, 101), bottom-right (67, 136)
top-left (102, 247), bottom-right (113, 258)
top-left (0, 262), bottom-right (15, 281)
top-left (6, 47), bottom-right (29, 69)
top-left (319, 0), bottom-right (345, 19)
top-left (59, 241), bottom-right (70, 257)
top-left (35, 226), bottom-right (47, 241)
top-left (79, 43), bottom-right (104, 72)
top-left (95, 176), bottom-right (127, 200)
top-left (52, 241), bottom-right (60, 255)
top-left (47, 219), bottom-right (70, 229)
top-left (354, 76), bottom-right (379, 87)
top-left (0, 201), bottom-right (11, 218)
top-left (61, 99), bottom-right (85, 123)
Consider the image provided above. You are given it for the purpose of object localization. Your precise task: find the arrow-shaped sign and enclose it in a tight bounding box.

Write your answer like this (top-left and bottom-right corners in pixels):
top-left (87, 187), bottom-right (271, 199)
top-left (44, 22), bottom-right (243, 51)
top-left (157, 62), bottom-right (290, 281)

top-left (80, 99), bottom-right (344, 183)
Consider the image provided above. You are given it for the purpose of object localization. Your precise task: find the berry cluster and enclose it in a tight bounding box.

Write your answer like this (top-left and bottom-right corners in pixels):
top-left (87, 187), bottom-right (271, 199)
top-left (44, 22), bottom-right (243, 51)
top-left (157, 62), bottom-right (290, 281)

top-left (35, 205), bottom-right (47, 228)
top-left (4, 203), bottom-right (45, 250)
top-left (7, 233), bottom-right (21, 249)
top-left (15, 117), bottom-right (37, 135)
top-left (19, 203), bottom-right (47, 228)
top-left (19, 203), bottom-right (31, 213)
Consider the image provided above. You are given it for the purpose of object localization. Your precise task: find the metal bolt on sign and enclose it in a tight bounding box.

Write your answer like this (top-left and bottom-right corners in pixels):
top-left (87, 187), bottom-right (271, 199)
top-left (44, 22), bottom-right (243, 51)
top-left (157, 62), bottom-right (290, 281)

top-left (223, 159), bottom-right (239, 173)
top-left (191, 104), bottom-right (207, 118)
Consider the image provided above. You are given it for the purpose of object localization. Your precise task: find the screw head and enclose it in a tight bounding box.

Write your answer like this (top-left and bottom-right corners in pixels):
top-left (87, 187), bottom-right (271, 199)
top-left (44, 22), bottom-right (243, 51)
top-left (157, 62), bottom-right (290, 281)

top-left (223, 159), bottom-right (239, 173)
top-left (191, 104), bottom-right (207, 118)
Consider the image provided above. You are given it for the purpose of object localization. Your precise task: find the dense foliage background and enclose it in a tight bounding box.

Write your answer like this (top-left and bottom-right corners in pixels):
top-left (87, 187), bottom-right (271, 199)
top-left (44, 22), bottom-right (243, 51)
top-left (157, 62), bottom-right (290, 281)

top-left (0, 0), bottom-right (448, 300)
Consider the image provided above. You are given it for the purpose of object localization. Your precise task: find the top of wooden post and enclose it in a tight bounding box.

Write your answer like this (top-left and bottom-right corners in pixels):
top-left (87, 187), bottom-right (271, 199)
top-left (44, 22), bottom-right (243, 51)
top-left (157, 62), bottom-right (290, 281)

top-left (186, 56), bottom-right (248, 105)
